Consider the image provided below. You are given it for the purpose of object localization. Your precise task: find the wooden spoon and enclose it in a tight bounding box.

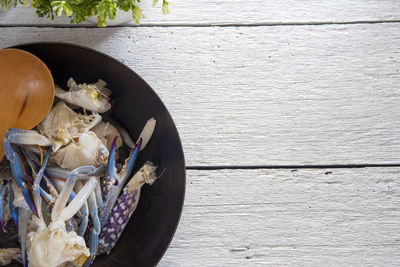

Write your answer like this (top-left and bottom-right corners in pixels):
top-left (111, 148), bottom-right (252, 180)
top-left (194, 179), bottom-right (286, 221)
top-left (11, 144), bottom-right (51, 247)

top-left (0, 48), bottom-right (54, 159)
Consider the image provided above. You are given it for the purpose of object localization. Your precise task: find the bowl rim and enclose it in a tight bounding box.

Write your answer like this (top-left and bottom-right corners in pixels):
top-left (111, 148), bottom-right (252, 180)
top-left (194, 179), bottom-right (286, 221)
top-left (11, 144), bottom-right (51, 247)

top-left (7, 41), bottom-right (186, 266)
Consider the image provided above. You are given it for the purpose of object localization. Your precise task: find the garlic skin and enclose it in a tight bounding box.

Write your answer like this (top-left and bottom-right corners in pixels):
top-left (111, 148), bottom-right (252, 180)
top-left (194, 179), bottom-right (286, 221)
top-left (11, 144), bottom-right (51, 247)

top-left (55, 78), bottom-right (111, 113)
top-left (91, 121), bottom-right (122, 151)
top-left (53, 132), bottom-right (109, 170)
top-left (37, 101), bottom-right (101, 151)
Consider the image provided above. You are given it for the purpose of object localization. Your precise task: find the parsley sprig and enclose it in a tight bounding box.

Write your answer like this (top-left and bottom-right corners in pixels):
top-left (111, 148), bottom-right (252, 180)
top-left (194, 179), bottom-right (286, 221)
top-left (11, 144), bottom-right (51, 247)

top-left (1, 0), bottom-right (170, 27)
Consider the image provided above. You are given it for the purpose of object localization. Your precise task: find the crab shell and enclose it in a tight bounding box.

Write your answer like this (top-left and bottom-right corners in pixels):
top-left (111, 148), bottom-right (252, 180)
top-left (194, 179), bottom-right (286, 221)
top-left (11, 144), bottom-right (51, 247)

top-left (37, 101), bottom-right (101, 152)
top-left (52, 132), bottom-right (109, 170)
top-left (55, 78), bottom-right (111, 113)
top-left (26, 220), bottom-right (90, 267)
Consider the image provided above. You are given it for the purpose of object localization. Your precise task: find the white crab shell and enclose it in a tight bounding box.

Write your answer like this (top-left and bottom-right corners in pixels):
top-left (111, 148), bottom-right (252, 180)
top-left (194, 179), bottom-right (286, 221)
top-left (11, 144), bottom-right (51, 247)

top-left (91, 121), bottom-right (123, 151)
top-left (37, 101), bottom-right (101, 151)
top-left (55, 78), bottom-right (111, 113)
top-left (27, 220), bottom-right (89, 267)
top-left (52, 131), bottom-right (109, 170)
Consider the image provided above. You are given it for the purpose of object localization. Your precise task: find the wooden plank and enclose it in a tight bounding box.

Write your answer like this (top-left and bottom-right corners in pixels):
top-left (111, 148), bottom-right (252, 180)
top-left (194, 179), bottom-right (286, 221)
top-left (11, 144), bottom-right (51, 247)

top-left (1, 24), bottom-right (400, 165)
top-left (159, 168), bottom-right (400, 266)
top-left (1, 0), bottom-right (400, 26)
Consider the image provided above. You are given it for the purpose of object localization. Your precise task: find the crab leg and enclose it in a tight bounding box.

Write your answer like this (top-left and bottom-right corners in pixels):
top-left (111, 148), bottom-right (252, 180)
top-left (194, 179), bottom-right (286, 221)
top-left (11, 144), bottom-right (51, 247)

top-left (58, 177), bottom-right (98, 222)
top-left (84, 191), bottom-right (100, 266)
top-left (3, 139), bottom-right (37, 217)
top-left (8, 182), bottom-right (18, 232)
top-left (98, 162), bottom-right (158, 254)
top-left (24, 174), bottom-right (54, 204)
top-left (0, 248), bottom-right (22, 265)
top-left (137, 118), bottom-right (156, 151)
top-left (95, 181), bottom-right (104, 210)
top-left (45, 165), bottom-right (106, 181)
top-left (6, 128), bottom-right (52, 147)
top-left (31, 149), bottom-right (50, 220)
top-left (77, 201), bottom-right (89, 236)
top-left (100, 138), bottom-right (141, 227)
top-left (75, 181), bottom-right (89, 236)
top-left (0, 180), bottom-right (7, 232)
top-left (52, 166), bottom-right (97, 221)
top-left (24, 148), bottom-right (59, 200)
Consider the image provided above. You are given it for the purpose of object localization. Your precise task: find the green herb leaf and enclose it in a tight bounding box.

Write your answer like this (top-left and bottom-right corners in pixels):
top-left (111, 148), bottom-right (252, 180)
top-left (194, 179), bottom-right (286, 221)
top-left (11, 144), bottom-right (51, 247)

top-left (51, 1), bottom-right (73, 16)
top-left (0, 0), bottom-right (14, 11)
top-left (96, 0), bottom-right (117, 27)
top-left (4, 0), bottom-right (170, 26)
top-left (161, 0), bottom-right (169, 15)
top-left (132, 4), bottom-right (144, 24)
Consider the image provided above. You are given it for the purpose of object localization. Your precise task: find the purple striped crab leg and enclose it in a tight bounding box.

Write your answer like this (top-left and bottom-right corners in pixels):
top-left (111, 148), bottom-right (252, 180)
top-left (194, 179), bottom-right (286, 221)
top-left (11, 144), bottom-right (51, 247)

top-left (98, 162), bottom-right (158, 254)
top-left (99, 138), bottom-right (142, 227)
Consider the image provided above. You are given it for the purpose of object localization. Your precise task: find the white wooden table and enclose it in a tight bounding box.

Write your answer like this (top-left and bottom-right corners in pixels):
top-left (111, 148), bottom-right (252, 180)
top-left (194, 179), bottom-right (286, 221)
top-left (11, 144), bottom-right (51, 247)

top-left (2, 1), bottom-right (400, 265)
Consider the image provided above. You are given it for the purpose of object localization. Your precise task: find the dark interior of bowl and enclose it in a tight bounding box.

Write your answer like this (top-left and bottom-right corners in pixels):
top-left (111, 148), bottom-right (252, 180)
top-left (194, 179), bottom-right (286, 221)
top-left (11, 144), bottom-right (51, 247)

top-left (7, 42), bottom-right (186, 267)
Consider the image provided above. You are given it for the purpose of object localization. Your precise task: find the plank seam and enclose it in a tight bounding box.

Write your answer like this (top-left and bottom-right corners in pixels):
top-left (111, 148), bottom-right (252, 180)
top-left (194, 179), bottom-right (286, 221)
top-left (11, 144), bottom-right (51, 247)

top-left (1, 19), bottom-right (400, 28)
top-left (186, 163), bottom-right (400, 170)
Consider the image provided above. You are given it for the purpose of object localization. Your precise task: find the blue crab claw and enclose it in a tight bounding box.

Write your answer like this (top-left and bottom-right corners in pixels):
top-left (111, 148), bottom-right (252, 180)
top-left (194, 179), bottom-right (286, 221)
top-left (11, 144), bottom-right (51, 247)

top-left (98, 162), bottom-right (158, 254)
top-left (0, 181), bottom-right (7, 232)
top-left (107, 137), bottom-right (142, 186)
top-left (3, 138), bottom-right (38, 217)
top-left (100, 138), bottom-right (142, 227)
top-left (106, 137), bottom-right (119, 186)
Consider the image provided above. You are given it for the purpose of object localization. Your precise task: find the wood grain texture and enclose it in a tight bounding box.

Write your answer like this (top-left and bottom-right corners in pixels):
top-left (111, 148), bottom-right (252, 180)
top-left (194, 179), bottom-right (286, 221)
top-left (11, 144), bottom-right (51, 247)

top-left (1, 0), bottom-right (400, 26)
top-left (1, 24), bottom-right (400, 166)
top-left (159, 168), bottom-right (400, 266)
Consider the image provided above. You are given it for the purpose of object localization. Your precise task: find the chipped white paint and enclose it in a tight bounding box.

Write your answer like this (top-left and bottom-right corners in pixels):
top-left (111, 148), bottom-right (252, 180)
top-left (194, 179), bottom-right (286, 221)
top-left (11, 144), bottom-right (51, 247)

top-left (161, 169), bottom-right (400, 266)
top-left (1, 0), bottom-right (400, 26)
top-left (1, 24), bottom-right (400, 165)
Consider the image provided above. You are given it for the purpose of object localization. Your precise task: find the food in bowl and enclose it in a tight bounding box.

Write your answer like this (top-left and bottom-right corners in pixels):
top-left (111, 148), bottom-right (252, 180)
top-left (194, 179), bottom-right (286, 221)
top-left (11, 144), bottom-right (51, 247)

top-left (0, 78), bottom-right (159, 266)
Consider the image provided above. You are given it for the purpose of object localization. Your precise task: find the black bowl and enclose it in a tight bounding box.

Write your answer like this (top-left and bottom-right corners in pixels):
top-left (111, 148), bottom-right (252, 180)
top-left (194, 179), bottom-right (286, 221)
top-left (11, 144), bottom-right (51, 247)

top-left (9, 42), bottom-right (186, 266)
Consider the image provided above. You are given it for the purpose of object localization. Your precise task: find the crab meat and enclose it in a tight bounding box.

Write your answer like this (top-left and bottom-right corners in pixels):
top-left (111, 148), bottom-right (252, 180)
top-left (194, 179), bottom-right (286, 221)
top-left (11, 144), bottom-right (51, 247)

top-left (91, 121), bottom-right (122, 151)
top-left (53, 132), bottom-right (109, 170)
top-left (55, 78), bottom-right (111, 113)
top-left (37, 101), bottom-right (101, 151)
